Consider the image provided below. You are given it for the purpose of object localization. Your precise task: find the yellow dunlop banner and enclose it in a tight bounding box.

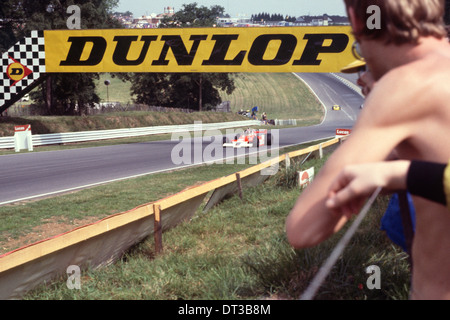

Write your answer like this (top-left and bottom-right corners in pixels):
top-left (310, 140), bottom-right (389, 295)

top-left (44, 26), bottom-right (355, 73)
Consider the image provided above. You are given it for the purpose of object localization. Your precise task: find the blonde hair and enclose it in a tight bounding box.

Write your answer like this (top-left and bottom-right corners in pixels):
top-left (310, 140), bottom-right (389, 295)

top-left (344, 0), bottom-right (447, 44)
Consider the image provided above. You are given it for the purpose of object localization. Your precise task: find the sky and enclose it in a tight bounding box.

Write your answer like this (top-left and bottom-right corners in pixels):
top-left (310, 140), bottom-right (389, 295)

top-left (115, 0), bottom-right (348, 18)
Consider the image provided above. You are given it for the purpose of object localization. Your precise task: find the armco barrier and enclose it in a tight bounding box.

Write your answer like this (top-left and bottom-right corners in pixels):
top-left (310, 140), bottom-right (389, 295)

top-left (274, 119), bottom-right (298, 126)
top-left (0, 137), bottom-right (343, 299)
top-left (0, 137), bottom-right (14, 149)
top-left (0, 120), bottom-right (261, 149)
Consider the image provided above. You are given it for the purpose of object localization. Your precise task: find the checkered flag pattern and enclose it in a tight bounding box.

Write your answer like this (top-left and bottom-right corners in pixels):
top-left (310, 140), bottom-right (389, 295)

top-left (0, 30), bottom-right (46, 109)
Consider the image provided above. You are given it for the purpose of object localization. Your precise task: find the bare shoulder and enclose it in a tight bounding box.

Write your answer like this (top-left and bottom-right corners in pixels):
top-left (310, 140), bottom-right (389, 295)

top-left (361, 56), bottom-right (450, 128)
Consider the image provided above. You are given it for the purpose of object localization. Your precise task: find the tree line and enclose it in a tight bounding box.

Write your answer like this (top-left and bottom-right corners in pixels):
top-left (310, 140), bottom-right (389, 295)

top-left (251, 13), bottom-right (297, 23)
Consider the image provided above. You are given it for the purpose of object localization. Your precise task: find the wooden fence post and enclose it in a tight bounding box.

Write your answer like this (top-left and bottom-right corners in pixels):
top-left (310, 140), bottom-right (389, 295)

top-left (236, 173), bottom-right (243, 200)
top-left (154, 204), bottom-right (163, 254)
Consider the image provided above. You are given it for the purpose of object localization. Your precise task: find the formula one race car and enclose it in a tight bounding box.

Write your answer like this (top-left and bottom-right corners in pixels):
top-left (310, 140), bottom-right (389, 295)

top-left (223, 128), bottom-right (272, 148)
top-left (332, 104), bottom-right (341, 111)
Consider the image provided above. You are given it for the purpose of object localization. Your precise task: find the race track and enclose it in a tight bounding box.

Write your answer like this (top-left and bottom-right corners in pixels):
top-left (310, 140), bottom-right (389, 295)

top-left (0, 73), bottom-right (363, 205)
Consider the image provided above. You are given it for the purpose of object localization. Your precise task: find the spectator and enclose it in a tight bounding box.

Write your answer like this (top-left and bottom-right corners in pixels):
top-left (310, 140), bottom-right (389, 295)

top-left (286, 0), bottom-right (450, 300)
top-left (261, 112), bottom-right (268, 124)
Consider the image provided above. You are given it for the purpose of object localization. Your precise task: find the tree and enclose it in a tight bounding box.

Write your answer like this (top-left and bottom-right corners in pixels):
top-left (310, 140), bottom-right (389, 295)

top-left (0, 1), bottom-right (22, 53)
top-left (129, 3), bottom-right (236, 111)
top-left (159, 3), bottom-right (225, 28)
top-left (1, 0), bottom-right (122, 115)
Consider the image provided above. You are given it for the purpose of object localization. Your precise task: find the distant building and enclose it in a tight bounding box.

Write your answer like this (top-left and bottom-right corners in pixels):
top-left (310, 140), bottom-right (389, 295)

top-left (114, 6), bottom-right (175, 28)
top-left (114, 9), bottom-right (349, 29)
top-left (217, 14), bottom-right (348, 27)
top-left (163, 6), bottom-right (175, 15)
top-left (216, 15), bottom-right (254, 27)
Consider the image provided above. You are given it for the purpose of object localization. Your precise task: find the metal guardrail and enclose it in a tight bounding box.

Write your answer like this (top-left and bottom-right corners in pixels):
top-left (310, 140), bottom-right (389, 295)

top-left (0, 120), bottom-right (262, 149)
top-left (274, 119), bottom-right (298, 126)
top-left (0, 137), bottom-right (14, 149)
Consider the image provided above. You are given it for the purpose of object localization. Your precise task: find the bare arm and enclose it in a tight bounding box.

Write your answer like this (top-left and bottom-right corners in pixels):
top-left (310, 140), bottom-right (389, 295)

top-left (285, 133), bottom-right (401, 248)
top-left (285, 71), bottom-right (418, 249)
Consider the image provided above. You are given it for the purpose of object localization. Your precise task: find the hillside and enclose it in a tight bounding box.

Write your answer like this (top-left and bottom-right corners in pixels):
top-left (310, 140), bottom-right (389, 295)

top-left (1, 73), bottom-right (323, 136)
top-left (0, 111), bottom-right (247, 137)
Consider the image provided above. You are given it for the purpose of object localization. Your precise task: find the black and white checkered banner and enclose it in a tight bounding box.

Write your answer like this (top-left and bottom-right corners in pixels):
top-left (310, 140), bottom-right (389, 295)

top-left (0, 31), bottom-right (46, 110)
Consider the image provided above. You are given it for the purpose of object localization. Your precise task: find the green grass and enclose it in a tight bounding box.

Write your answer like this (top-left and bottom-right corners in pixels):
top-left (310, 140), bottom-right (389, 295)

top-left (0, 162), bottom-right (253, 254)
top-left (0, 142), bottom-right (314, 253)
top-left (96, 73), bottom-right (134, 105)
top-left (220, 73), bottom-right (324, 124)
top-left (21, 153), bottom-right (411, 300)
top-left (94, 73), bottom-right (325, 125)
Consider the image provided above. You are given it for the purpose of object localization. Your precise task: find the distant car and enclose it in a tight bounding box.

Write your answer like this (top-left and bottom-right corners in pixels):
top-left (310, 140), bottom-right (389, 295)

top-left (223, 128), bottom-right (272, 148)
top-left (332, 105), bottom-right (341, 111)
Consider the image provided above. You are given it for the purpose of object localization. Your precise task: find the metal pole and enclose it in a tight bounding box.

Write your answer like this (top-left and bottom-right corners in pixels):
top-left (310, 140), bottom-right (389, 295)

top-left (300, 187), bottom-right (382, 300)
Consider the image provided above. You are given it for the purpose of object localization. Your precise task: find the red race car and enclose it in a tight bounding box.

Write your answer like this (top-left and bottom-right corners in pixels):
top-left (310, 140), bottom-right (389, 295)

top-left (223, 128), bottom-right (272, 148)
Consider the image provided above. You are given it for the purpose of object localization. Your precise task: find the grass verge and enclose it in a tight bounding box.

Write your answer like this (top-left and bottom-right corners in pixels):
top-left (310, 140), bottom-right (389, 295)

top-left (96, 72), bottom-right (325, 123)
top-left (0, 142), bottom-right (315, 253)
top-left (220, 73), bottom-right (324, 123)
top-left (0, 161), bottom-right (253, 255)
top-left (21, 152), bottom-right (411, 300)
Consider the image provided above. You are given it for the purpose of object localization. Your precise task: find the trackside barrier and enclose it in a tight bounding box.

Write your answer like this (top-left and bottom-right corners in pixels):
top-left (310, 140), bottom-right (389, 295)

top-left (0, 136), bottom-right (346, 299)
top-left (274, 119), bottom-right (298, 126)
top-left (0, 120), bottom-right (261, 149)
top-left (0, 136), bottom-right (15, 150)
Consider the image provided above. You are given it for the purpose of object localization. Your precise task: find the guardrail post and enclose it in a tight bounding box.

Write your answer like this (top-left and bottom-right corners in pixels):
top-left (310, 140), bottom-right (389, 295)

top-left (153, 204), bottom-right (163, 254)
top-left (235, 173), bottom-right (243, 200)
